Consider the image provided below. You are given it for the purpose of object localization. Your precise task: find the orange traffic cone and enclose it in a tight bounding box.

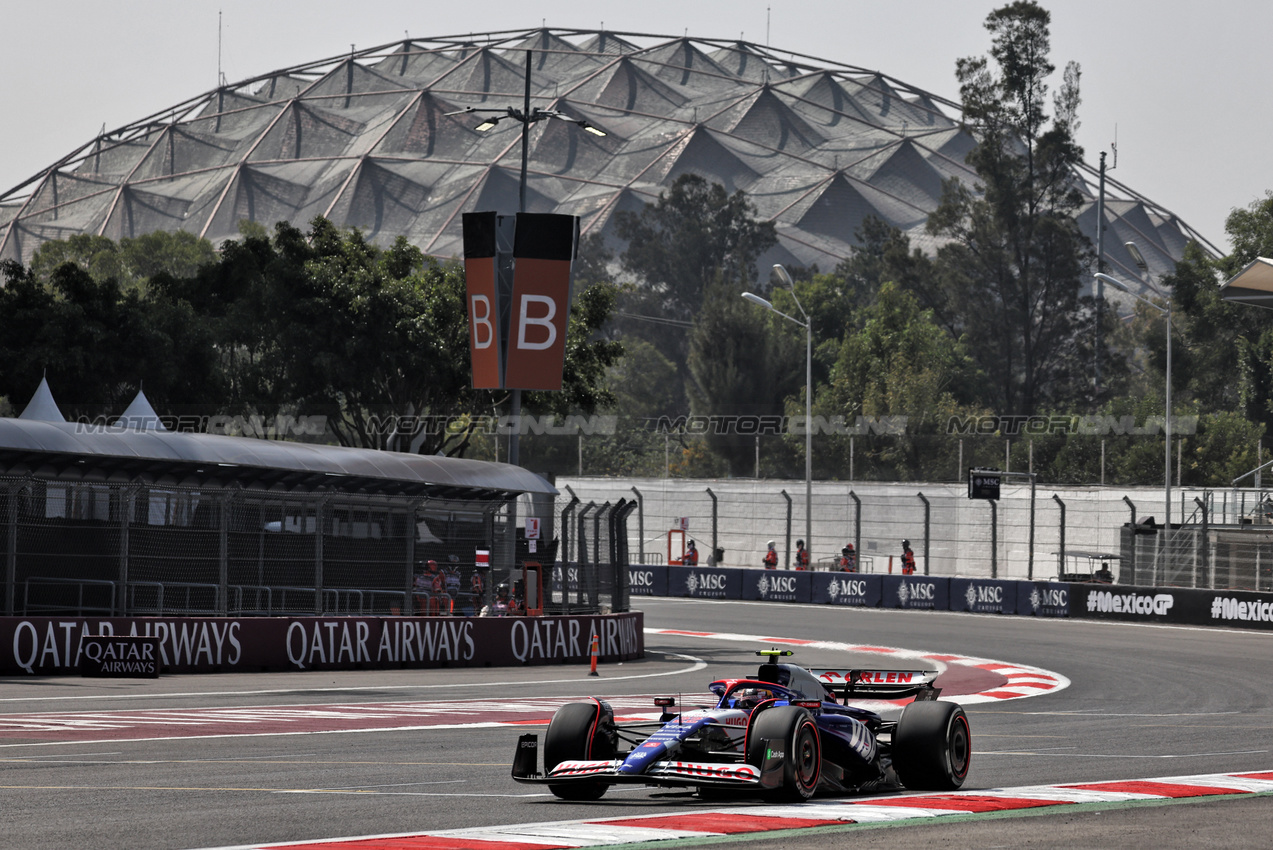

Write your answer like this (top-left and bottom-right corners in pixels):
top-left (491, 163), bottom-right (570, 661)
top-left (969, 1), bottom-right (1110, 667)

top-left (588, 633), bottom-right (599, 677)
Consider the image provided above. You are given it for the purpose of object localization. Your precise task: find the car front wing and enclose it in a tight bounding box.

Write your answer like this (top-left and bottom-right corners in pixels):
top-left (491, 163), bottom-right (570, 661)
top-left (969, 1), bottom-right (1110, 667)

top-left (512, 733), bottom-right (785, 791)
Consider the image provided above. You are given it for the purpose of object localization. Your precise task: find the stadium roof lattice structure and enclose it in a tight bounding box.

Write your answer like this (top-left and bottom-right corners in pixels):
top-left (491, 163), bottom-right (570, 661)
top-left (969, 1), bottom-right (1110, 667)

top-left (0, 28), bottom-right (1212, 291)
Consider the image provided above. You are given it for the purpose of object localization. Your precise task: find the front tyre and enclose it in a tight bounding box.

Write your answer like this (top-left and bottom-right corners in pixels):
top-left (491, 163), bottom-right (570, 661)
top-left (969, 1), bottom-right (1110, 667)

top-left (892, 700), bottom-right (970, 790)
top-left (543, 700), bottom-right (614, 801)
top-left (746, 706), bottom-right (821, 801)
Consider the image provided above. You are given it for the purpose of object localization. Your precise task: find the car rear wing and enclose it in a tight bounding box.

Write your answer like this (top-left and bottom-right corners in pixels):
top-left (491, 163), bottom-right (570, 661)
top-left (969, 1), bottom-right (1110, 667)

top-left (812, 668), bottom-right (941, 701)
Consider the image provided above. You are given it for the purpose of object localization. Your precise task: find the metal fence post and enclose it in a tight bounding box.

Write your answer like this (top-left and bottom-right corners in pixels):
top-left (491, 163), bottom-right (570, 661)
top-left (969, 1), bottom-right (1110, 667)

top-left (611, 499), bottom-right (636, 612)
top-left (849, 490), bottom-right (861, 568)
top-left (577, 501), bottom-right (595, 611)
top-left (1028, 473), bottom-right (1037, 579)
top-left (780, 490), bottom-right (793, 568)
top-left (405, 499), bottom-right (422, 613)
top-left (118, 484), bottom-right (135, 616)
top-left (314, 495), bottom-right (326, 614)
top-left (1123, 494), bottom-right (1138, 586)
top-left (917, 492), bottom-right (930, 576)
top-left (578, 502), bottom-right (594, 566)
top-left (5, 480), bottom-right (17, 617)
top-left (219, 491), bottom-right (231, 616)
top-left (1195, 496), bottom-right (1210, 589)
top-left (630, 486), bottom-right (644, 564)
top-left (990, 499), bottom-right (998, 579)
top-left (563, 486), bottom-right (579, 564)
top-left (593, 502), bottom-right (606, 569)
top-left (706, 487), bottom-right (718, 564)
top-left (1053, 494), bottom-right (1066, 580)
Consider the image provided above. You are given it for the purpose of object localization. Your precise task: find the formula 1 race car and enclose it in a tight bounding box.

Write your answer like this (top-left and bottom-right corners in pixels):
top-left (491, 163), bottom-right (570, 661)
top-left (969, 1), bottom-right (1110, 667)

top-left (512, 649), bottom-right (970, 801)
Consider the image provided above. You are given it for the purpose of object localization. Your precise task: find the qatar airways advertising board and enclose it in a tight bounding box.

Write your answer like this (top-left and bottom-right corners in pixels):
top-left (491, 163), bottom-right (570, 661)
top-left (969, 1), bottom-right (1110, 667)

top-left (0, 613), bottom-right (643, 676)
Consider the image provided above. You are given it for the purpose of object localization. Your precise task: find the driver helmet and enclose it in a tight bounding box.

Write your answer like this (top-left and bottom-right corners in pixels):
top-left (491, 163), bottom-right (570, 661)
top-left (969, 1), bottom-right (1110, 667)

top-left (733, 686), bottom-right (776, 709)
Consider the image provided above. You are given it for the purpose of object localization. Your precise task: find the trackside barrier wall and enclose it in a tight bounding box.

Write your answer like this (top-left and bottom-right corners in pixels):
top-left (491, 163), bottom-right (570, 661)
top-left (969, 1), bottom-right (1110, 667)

top-left (0, 612), bottom-right (643, 676)
top-left (629, 564), bottom-right (1273, 632)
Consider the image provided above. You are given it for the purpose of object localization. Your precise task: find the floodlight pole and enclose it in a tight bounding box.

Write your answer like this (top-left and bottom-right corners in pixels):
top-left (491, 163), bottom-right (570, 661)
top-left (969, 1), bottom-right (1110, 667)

top-left (743, 265), bottom-right (812, 563)
top-left (1095, 269), bottom-right (1172, 530)
top-left (510, 50), bottom-right (532, 466)
top-left (450, 50), bottom-right (606, 467)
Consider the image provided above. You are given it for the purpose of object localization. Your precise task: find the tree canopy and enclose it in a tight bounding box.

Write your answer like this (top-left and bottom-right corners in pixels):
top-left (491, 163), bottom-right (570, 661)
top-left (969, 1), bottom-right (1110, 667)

top-left (1, 218), bottom-right (621, 459)
top-left (920, 0), bottom-right (1094, 414)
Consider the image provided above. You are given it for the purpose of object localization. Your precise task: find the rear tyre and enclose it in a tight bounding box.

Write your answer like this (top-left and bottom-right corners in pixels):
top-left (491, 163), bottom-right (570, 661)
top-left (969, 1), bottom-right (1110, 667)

top-left (746, 706), bottom-right (821, 801)
top-left (543, 701), bottom-right (614, 801)
top-left (892, 700), bottom-right (970, 790)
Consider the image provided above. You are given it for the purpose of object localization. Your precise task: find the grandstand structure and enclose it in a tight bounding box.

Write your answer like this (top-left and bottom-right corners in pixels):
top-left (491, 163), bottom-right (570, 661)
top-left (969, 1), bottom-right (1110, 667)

top-left (0, 28), bottom-right (1209, 292)
top-left (0, 380), bottom-right (638, 619)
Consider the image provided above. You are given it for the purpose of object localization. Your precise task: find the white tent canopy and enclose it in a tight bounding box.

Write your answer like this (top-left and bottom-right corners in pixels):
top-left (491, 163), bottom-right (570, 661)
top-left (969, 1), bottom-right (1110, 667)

top-left (1220, 257), bottom-right (1273, 310)
top-left (112, 387), bottom-right (167, 431)
top-left (17, 376), bottom-right (65, 422)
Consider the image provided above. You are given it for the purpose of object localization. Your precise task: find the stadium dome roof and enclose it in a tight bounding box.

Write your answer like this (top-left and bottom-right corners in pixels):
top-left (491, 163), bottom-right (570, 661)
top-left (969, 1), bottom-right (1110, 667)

top-left (0, 28), bottom-right (1210, 289)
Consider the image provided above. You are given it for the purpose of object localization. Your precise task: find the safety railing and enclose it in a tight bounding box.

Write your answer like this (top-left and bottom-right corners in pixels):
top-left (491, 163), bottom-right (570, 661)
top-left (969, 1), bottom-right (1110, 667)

top-left (22, 577), bottom-right (117, 616)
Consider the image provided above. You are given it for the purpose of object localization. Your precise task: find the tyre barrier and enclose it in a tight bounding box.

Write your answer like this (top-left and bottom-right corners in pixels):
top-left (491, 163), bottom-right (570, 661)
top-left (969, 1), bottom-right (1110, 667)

top-left (629, 564), bottom-right (1273, 632)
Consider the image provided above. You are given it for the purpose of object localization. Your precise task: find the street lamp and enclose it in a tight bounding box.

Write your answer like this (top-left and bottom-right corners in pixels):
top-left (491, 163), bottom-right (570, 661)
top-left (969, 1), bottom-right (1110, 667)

top-left (1095, 243), bottom-right (1172, 529)
top-left (445, 50), bottom-right (606, 467)
top-left (743, 264), bottom-right (812, 566)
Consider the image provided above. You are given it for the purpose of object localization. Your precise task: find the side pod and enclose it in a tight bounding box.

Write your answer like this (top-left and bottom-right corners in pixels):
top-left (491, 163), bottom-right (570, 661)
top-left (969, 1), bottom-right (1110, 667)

top-left (513, 733), bottom-right (540, 779)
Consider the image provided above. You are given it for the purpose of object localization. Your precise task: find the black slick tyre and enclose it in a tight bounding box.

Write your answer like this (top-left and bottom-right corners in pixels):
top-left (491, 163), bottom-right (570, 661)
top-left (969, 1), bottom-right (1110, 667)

top-left (746, 706), bottom-right (821, 801)
top-left (892, 700), bottom-right (971, 790)
top-left (543, 700), bottom-right (613, 801)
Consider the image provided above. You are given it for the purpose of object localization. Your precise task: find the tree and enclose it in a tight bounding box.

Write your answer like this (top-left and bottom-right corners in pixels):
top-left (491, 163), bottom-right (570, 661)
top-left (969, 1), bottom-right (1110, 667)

top-left (687, 277), bottom-right (802, 476)
top-left (29, 230), bottom-right (216, 290)
top-left (181, 218), bottom-right (622, 456)
top-left (6, 218), bottom-right (622, 460)
top-left (817, 281), bottom-right (983, 480)
top-left (1165, 194), bottom-right (1273, 430)
top-left (832, 217), bottom-right (933, 323)
top-left (613, 173), bottom-right (778, 406)
top-left (0, 257), bottom-right (220, 419)
top-left (920, 1), bottom-right (1095, 414)
top-left (616, 174), bottom-right (777, 320)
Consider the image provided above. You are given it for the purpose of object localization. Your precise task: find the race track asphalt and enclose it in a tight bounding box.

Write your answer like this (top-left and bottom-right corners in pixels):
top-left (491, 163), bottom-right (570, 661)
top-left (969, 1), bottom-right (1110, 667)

top-left (1, 597), bottom-right (1271, 849)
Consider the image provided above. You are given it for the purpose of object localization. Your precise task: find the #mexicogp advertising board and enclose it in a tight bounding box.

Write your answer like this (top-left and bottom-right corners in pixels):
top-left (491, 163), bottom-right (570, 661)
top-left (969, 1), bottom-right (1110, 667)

top-left (0, 613), bottom-right (643, 676)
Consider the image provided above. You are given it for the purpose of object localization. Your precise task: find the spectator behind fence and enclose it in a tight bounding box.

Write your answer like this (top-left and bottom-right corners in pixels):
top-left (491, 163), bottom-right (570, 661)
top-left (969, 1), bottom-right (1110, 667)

top-left (901, 539), bottom-right (916, 575)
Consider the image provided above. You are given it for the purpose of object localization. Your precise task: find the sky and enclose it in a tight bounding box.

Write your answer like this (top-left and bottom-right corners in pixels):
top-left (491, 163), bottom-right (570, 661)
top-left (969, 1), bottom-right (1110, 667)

top-left (2, 0), bottom-right (1269, 254)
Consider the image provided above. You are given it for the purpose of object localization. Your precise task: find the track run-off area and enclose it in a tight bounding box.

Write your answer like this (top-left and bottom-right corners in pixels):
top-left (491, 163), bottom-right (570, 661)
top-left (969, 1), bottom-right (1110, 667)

top-left (2, 597), bottom-right (1271, 849)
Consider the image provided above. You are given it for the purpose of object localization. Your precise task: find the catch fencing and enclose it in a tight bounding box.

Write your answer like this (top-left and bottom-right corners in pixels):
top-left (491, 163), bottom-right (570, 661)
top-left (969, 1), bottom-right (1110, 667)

top-left (2, 475), bottom-right (632, 618)
top-left (554, 477), bottom-right (1273, 591)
